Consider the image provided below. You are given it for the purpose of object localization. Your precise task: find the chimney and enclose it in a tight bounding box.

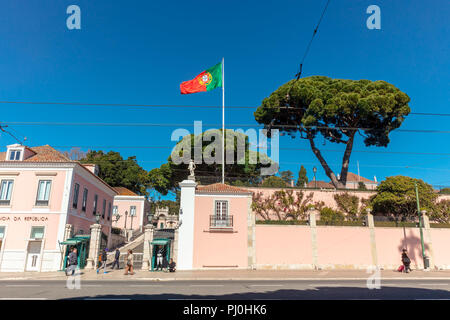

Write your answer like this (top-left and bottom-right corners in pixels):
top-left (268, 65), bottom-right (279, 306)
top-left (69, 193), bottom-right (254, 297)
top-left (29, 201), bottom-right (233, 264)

top-left (82, 164), bottom-right (99, 176)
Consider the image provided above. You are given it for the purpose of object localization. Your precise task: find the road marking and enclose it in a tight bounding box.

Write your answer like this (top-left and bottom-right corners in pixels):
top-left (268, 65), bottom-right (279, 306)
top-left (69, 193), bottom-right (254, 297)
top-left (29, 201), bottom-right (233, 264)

top-left (0, 298), bottom-right (47, 300)
top-left (418, 283), bottom-right (449, 286)
top-left (5, 285), bottom-right (39, 287)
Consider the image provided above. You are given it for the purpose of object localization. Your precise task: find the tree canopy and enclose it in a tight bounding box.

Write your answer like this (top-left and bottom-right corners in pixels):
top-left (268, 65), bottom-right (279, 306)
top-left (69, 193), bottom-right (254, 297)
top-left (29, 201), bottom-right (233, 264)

top-left (370, 176), bottom-right (438, 218)
top-left (296, 165), bottom-right (309, 187)
top-left (254, 76), bottom-right (410, 188)
top-left (260, 176), bottom-right (288, 188)
top-left (280, 170), bottom-right (294, 185)
top-left (80, 150), bottom-right (151, 196)
top-left (149, 129), bottom-right (277, 195)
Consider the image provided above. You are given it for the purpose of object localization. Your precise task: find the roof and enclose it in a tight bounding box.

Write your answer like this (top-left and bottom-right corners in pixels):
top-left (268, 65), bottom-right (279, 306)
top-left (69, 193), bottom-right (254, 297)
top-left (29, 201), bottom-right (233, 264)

top-left (196, 183), bottom-right (252, 195)
top-left (113, 187), bottom-right (139, 196)
top-left (306, 180), bottom-right (335, 189)
top-left (344, 172), bottom-right (376, 183)
top-left (0, 145), bottom-right (70, 162)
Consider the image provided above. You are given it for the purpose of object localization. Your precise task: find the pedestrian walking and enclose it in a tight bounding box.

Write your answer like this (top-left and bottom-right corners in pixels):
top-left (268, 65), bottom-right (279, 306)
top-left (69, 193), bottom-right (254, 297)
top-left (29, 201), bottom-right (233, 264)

top-left (97, 248), bottom-right (108, 274)
top-left (65, 247), bottom-right (78, 276)
top-left (111, 248), bottom-right (120, 270)
top-left (401, 248), bottom-right (412, 273)
top-left (124, 249), bottom-right (134, 275)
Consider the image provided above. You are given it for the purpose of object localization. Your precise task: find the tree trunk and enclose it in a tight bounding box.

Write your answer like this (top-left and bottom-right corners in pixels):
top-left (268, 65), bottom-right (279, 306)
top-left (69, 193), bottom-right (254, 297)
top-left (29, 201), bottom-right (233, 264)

top-left (307, 133), bottom-right (345, 189)
top-left (339, 132), bottom-right (356, 186)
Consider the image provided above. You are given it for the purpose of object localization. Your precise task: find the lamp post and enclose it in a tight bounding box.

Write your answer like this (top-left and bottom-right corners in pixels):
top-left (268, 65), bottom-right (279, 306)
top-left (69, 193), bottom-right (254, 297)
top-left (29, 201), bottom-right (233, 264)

top-left (124, 210), bottom-right (128, 230)
top-left (114, 214), bottom-right (121, 226)
top-left (415, 182), bottom-right (427, 269)
top-left (313, 166), bottom-right (317, 189)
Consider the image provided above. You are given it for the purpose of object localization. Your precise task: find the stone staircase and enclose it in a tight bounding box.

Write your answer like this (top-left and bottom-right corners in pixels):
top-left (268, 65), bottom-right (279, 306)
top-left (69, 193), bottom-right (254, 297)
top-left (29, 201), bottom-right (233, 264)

top-left (106, 231), bottom-right (145, 269)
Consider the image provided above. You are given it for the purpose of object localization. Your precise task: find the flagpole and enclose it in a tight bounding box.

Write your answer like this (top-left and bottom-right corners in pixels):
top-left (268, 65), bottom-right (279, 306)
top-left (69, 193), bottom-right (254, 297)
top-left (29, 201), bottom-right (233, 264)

top-left (222, 57), bottom-right (225, 184)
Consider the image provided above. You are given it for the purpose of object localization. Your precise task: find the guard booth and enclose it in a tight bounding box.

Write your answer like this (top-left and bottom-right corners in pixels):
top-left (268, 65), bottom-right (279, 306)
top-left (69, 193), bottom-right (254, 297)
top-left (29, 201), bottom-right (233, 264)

top-left (150, 228), bottom-right (175, 271)
top-left (59, 235), bottom-right (90, 271)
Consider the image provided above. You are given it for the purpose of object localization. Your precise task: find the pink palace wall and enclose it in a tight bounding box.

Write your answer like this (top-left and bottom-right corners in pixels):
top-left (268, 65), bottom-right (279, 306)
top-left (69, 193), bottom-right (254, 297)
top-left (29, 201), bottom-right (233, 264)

top-left (193, 195), bottom-right (250, 269)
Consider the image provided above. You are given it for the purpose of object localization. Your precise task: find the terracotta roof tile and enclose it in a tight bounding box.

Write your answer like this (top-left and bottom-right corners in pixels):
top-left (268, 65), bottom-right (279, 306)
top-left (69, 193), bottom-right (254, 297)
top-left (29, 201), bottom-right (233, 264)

top-left (196, 183), bottom-right (252, 194)
top-left (113, 187), bottom-right (139, 196)
top-left (0, 145), bottom-right (70, 162)
top-left (344, 172), bottom-right (376, 183)
top-left (306, 180), bottom-right (335, 189)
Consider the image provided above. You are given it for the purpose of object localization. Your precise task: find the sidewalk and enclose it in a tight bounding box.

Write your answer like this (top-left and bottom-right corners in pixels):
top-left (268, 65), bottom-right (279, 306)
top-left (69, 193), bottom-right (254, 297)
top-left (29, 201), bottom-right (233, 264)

top-left (1, 269), bottom-right (450, 281)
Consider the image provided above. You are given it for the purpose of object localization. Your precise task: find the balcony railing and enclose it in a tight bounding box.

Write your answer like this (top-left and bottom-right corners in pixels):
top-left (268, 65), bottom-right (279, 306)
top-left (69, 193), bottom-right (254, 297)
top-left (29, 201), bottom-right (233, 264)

top-left (35, 200), bottom-right (49, 207)
top-left (210, 215), bottom-right (233, 229)
top-left (0, 200), bottom-right (10, 206)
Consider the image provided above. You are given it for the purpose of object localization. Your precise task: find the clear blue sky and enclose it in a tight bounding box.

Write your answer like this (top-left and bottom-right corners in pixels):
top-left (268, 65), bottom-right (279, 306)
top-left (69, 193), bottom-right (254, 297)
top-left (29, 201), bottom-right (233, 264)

top-left (0, 0), bottom-right (449, 194)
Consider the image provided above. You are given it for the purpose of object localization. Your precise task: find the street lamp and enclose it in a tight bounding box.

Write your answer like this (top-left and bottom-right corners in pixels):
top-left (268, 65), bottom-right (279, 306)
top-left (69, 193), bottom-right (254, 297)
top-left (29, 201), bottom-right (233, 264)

top-left (114, 214), bottom-right (121, 226)
top-left (124, 210), bottom-right (128, 230)
top-left (313, 166), bottom-right (317, 189)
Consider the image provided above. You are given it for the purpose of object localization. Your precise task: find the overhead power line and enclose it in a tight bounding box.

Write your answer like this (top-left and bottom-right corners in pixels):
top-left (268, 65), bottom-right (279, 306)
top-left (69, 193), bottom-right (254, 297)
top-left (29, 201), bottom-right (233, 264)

top-left (3, 121), bottom-right (449, 133)
top-left (0, 101), bottom-right (448, 117)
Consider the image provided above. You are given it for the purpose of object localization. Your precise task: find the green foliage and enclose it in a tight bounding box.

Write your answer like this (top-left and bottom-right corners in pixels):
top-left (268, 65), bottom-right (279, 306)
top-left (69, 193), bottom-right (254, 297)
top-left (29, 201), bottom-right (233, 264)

top-left (261, 176), bottom-right (288, 188)
top-left (319, 207), bottom-right (345, 224)
top-left (296, 165), bottom-right (309, 187)
top-left (151, 199), bottom-right (180, 216)
top-left (439, 188), bottom-right (450, 194)
top-left (430, 199), bottom-right (450, 224)
top-left (358, 182), bottom-right (367, 190)
top-left (80, 150), bottom-right (150, 196)
top-left (333, 192), bottom-right (360, 221)
top-left (370, 176), bottom-right (438, 218)
top-left (254, 76), bottom-right (410, 188)
top-left (280, 170), bottom-right (294, 185)
top-left (149, 129), bottom-right (276, 195)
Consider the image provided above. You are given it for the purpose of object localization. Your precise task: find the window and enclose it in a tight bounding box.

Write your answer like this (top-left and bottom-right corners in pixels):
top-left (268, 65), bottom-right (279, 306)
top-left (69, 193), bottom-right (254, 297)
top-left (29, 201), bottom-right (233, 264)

top-left (215, 201), bottom-right (228, 220)
top-left (130, 206), bottom-right (136, 217)
top-left (107, 202), bottom-right (112, 221)
top-left (102, 199), bottom-right (106, 219)
top-left (9, 150), bottom-right (21, 161)
top-left (210, 200), bottom-right (232, 228)
top-left (0, 180), bottom-right (13, 205)
top-left (0, 226), bottom-right (5, 239)
top-left (93, 194), bottom-right (98, 215)
top-left (113, 205), bottom-right (118, 216)
top-left (30, 226), bottom-right (45, 239)
top-left (82, 188), bottom-right (88, 212)
top-left (72, 183), bottom-right (80, 209)
top-left (36, 180), bottom-right (51, 206)
top-left (160, 222), bottom-right (164, 229)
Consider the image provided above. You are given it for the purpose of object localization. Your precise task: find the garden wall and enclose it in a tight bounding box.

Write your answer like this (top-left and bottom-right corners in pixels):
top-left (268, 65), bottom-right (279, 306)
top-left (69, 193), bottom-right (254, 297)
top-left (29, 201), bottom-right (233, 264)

top-left (254, 223), bottom-right (450, 270)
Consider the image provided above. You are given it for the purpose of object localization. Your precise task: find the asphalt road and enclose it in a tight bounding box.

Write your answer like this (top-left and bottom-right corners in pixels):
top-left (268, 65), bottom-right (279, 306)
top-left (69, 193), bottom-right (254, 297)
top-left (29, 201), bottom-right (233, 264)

top-left (0, 279), bottom-right (449, 300)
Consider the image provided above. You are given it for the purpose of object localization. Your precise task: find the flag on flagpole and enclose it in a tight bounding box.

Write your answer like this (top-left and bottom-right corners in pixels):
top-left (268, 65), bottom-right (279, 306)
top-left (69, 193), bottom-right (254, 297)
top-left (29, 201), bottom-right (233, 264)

top-left (180, 62), bottom-right (223, 94)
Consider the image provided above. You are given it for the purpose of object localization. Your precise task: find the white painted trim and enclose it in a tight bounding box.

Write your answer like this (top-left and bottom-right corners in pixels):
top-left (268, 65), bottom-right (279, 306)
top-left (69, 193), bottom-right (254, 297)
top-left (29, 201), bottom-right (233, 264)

top-left (196, 193), bottom-right (251, 198)
top-left (114, 196), bottom-right (145, 201)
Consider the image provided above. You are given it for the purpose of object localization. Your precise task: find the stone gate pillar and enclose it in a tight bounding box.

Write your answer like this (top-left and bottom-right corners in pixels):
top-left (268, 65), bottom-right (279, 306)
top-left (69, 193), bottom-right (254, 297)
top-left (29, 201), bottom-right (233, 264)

top-left (366, 209), bottom-right (379, 267)
top-left (86, 224), bottom-right (102, 269)
top-left (309, 207), bottom-right (318, 270)
top-left (60, 224), bottom-right (73, 269)
top-left (422, 212), bottom-right (435, 270)
top-left (177, 179), bottom-right (197, 270)
top-left (141, 224), bottom-right (154, 270)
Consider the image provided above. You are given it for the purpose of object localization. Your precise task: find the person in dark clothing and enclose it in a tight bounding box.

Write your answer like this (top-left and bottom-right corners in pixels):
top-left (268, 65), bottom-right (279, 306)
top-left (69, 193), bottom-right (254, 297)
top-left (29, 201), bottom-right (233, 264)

top-left (168, 259), bottom-right (176, 273)
top-left (66, 247), bottom-right (78, 276)
top-left (401, 249), bottom-right (412, 273)
top-left (111, 248), bottom-right (120, 270)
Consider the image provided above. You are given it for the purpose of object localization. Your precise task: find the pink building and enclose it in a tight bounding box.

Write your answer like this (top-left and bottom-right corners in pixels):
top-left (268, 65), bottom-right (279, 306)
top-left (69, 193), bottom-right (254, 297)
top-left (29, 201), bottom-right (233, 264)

top-left (0, 144), bottom-right (116, 272)
top-left (177, 181), bottom-right (450, 271)
top-left (112, 187), bottom-right (151, 232)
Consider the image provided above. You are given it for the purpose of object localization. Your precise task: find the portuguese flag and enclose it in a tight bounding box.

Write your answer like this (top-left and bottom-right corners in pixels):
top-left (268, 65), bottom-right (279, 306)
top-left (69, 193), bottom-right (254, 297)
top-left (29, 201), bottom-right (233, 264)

top-left (180, 62), bottom-right (223, 94)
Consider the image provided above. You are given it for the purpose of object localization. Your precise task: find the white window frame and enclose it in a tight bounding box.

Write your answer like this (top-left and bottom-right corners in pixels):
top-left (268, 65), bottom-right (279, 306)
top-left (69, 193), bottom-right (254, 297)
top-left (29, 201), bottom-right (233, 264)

top-left (130, 206), bottom-right (136, 217)
top-left (112, 205), bottom-right (118, 216)
top-left (8, 149), bottom-right (22, 161)
top-left (213, 200), bottom-right (230, 228)
top-left (30, 226), bottom-right (45, 240)
top-left (36, 180), bottom-right (52, 206)
top-left (0, 180), bottom-right (14, 205)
